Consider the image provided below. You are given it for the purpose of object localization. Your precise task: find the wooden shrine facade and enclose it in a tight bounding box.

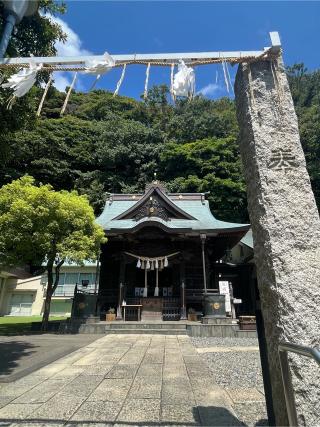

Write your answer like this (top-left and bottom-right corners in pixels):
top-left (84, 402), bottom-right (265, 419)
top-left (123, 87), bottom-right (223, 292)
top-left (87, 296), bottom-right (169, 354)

top-left (96, 182), bottom-right (252, 321)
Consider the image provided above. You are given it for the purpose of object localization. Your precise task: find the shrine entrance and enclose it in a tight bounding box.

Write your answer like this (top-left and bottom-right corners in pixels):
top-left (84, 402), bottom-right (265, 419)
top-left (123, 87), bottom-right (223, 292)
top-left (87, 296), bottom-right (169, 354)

top-left (2, 27), bottom-right (318, 424)
top-left (96, 182), bottom-right (250, 322)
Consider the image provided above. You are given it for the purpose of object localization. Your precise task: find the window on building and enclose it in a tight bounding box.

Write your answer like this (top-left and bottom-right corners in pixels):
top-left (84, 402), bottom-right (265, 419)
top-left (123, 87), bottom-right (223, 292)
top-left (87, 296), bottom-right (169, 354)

top-left (64, 273), bottom-right (79, 285)
top-left (52, 273), bottom-right (65, 286)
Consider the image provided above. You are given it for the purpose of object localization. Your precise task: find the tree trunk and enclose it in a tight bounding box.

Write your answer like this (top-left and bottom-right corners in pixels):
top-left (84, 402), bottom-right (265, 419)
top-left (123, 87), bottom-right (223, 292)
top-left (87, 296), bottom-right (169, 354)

top-left (41, 258), bottom-right (64, 331)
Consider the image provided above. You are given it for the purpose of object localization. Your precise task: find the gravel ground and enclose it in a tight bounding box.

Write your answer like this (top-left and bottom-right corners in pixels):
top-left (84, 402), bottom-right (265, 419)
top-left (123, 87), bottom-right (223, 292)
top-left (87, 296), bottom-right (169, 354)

top-left (191, 337), bottom-right (262, 388)
top-left (191, 337), bottom-right (268, 426)
top-left (191, 336), bottom-right (259, 348)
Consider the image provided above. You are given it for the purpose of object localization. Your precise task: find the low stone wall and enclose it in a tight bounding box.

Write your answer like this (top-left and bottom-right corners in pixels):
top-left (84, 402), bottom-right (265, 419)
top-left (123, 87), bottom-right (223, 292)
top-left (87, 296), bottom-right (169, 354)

top-left (59, 318), bottom-right (257, 338)
top-left (187, 324), bottom-right (257, 338)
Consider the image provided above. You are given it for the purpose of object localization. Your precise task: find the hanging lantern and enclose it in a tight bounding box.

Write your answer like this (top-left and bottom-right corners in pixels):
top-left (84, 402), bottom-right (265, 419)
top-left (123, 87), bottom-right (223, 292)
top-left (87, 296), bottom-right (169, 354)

top-left (137, 258), bottom-right (141, 268)
top-left (146, 259), bottom-right (150, 270)
top-left (164, 257), bottom-right (168, 268)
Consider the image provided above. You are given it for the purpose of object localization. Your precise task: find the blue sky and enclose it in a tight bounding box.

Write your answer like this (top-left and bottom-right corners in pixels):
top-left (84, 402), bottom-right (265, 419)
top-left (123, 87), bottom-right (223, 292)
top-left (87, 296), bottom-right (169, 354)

top-left (51, 1), bottom-right (320, 99)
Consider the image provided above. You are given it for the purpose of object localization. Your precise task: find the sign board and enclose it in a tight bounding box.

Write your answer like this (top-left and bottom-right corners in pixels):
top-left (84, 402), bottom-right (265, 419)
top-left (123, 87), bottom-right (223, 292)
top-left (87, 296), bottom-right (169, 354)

top-left (219, 281), bottom-right (231, 312)
top-left (219, 281), bottom-right (229, 295)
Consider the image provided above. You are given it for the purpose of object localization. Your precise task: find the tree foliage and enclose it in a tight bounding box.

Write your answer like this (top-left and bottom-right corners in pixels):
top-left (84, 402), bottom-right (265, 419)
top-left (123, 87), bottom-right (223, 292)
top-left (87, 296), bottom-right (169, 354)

top-left (0, 1), bottom-right (66, 159)
top-left (1, 85), bottom-right (247, 220)
top-left (1, 62), bottom-right (320, 232)
top-left (287, 64), bottom-right (320, 208)
top-left (0, 176), bottom-right (105, 328)
top-left (160, 137), bottom-right (247, 221)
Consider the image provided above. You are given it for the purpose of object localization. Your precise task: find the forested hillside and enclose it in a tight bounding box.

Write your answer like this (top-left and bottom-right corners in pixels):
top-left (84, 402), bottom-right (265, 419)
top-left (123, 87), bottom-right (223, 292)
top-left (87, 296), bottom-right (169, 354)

top-left (1, 66), bottom-right (319, 224)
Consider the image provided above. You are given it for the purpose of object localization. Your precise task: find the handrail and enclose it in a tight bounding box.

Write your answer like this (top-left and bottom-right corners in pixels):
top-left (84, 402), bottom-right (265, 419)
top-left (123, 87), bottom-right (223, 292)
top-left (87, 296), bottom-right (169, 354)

top-left (279, 342), bottom-right (320, 364)
top-left (278, 341), bottom-right (320, 426)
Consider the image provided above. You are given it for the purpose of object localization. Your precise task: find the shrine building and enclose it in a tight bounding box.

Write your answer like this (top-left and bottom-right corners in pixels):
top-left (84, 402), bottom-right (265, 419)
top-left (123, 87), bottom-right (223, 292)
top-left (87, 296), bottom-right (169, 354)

top-left (93, 180), bottom-right (254, 322)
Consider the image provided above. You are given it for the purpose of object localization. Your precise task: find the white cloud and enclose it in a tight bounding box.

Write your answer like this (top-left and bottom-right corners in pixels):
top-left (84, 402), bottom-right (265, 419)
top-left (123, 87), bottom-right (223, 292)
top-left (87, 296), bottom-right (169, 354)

top-left (46, 15), bottom-right (91, 57)
top-left (197, 83), bottom-right (221, 97)
top-left (45, 15), bottom-right (91, 91)
top-left (53, 72), bottom-right (72, 92)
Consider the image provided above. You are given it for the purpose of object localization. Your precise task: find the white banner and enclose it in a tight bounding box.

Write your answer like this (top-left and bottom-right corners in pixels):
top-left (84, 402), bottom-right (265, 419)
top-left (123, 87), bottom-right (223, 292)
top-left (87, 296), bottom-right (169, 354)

top-left (219, 281), bottom-right (231, 312)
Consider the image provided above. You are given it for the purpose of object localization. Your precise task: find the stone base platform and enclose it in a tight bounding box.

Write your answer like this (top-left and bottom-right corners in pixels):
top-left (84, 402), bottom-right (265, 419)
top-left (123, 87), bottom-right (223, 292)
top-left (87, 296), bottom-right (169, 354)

top-left (60, 319), bottom-right (257, 338)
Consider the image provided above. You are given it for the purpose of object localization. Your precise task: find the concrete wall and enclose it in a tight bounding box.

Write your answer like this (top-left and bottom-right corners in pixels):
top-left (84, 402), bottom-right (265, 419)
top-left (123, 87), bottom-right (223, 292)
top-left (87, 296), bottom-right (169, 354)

top-left (0, 276), bottom-right (44, 316)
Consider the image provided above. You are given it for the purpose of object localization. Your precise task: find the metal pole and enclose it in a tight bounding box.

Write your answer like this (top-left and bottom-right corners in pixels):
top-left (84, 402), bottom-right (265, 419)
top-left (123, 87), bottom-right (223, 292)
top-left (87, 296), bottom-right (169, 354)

top-left (0, 14), bottom-right (16, 58)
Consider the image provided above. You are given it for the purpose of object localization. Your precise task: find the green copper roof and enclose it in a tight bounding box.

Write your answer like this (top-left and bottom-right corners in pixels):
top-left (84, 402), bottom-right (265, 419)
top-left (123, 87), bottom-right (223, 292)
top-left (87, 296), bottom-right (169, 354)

top-left (96, 188), bottom-right (250, 235)
top-left (240, 229), bottom-right (253, 249)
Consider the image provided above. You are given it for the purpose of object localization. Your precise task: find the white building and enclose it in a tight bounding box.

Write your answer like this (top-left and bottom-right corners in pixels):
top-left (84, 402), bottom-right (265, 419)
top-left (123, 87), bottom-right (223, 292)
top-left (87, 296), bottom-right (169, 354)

top-left (0, 262), bottom-right (98, 317)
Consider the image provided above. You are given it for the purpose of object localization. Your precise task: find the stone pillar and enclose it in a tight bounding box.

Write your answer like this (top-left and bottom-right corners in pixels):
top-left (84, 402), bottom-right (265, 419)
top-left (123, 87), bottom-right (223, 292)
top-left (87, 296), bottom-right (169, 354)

top-left (235, 58), bottom-right (320, 426)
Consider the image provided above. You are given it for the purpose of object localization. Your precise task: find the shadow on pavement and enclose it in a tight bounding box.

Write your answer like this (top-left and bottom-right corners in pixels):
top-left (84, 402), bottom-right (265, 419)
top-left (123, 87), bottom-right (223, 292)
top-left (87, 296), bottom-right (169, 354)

top-left (0, 407), bottom-right (247, 426)
top-left (0, 341), bottom-right (37, 377)
top-left (196, 405), bottom-right (246, 426)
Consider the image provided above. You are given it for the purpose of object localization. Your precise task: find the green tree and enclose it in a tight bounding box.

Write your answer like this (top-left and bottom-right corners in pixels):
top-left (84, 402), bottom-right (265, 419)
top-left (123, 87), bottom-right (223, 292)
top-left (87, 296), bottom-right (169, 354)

top-left (0, 0), bottom-right (66, 159)
top-left (0, 176), bottom-right (106, 329)
top-left (161, 137), bottom-right (247, 221)
top-left (287, 65), bottom-right (320, 210)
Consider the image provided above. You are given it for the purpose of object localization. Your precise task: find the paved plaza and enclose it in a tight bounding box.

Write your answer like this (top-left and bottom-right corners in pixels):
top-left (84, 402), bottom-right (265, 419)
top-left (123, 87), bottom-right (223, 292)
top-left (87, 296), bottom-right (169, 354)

top-left (0, 334), bottom-right (103, 383)
top-left (0, 334), bottom-right (266, 426)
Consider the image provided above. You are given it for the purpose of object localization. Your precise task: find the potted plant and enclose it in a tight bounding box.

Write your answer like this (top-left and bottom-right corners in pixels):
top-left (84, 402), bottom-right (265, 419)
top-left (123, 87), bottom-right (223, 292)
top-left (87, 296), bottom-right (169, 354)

top-left (187, 308), bottom-right (197, 322)
top-left (106, 307), bottom-right (116, 322)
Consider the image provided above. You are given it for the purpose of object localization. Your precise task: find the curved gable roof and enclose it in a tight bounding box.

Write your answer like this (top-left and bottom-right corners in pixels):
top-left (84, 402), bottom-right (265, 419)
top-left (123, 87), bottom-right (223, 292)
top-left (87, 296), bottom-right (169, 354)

top-left (96, 186), bottom-right (250, 236)
top-left (113, 185), bottom-right (196, 221)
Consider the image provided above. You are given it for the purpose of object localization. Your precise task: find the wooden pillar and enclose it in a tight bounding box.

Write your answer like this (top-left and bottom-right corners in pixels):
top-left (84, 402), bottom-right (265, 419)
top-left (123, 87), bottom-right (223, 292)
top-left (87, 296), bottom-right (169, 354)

top-left (116, 256), bottom-right (125, 320)
top-left (200, 234), bottom-right (207, 294)
top-left (180, 258), bottom-right (187, 320)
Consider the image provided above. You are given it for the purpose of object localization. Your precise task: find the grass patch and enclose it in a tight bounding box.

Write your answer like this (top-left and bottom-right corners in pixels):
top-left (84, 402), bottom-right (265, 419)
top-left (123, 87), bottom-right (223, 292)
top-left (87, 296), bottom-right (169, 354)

top-left (0, 316), bottom-right (67, 335)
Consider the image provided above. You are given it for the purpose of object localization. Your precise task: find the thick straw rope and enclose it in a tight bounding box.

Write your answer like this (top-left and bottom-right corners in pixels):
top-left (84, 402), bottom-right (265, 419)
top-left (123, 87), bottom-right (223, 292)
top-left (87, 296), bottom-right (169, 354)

top-left (0, 50), bottom-right (280, 72)
top-left (36, 75), bottom-right (52, 117)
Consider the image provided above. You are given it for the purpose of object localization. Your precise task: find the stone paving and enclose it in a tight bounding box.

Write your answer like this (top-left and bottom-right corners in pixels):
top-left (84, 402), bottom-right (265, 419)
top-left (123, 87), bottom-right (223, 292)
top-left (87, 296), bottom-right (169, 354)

top-left (0, 334), bottom-right (245, 426)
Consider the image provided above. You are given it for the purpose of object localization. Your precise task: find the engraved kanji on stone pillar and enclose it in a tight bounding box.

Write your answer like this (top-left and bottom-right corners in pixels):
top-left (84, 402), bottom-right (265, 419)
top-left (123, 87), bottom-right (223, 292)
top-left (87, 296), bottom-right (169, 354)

top-left (235, 58), bottom-right (320, 426)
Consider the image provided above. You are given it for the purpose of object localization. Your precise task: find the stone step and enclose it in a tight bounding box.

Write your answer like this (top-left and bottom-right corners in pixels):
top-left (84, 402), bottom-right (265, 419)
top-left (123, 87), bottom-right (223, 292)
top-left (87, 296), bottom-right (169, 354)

top-left (106, 328), bottom-right (188, 335)
top-left (104, 322), bottom-right (187, 330)
top-left (78, 323), bottom-right (188, 334)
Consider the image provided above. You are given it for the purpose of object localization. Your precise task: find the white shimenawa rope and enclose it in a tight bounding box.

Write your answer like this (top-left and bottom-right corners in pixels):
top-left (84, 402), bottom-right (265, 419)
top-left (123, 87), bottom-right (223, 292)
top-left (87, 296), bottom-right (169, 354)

top-left (225, 60), bottom-right (234, 94)
top-left (189, 67), bottom-right (195, 100)
top-left (89, 75), bottom-right (101, 91)
top-left (170, 63), bottom-right (175, 101)
top-left (144, 62), bottom-right (151, 100)
top-left (36, 75), bottom-right (52, 117)
top-left (60, 72), bottom-right (77, 116)
top-left (2, 60), bottom-right (42, 109)
top-left (113, 64), bottom-right (126, 97)
top-left (222, 59), bottom-right (229, 93)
